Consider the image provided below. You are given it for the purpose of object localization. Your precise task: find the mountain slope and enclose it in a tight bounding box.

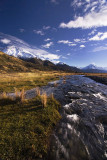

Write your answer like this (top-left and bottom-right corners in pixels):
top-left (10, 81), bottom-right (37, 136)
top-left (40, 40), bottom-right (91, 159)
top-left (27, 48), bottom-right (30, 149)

top-left (56, 63), bottom-right (81, 73)
top-left (0, 51), bottom-right (37, 72)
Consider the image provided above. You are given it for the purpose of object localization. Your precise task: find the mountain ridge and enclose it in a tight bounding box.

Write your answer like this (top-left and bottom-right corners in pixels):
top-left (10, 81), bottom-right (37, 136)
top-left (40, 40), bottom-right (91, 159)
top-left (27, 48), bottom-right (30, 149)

top-left (0, 51), bottom-right (81, 73)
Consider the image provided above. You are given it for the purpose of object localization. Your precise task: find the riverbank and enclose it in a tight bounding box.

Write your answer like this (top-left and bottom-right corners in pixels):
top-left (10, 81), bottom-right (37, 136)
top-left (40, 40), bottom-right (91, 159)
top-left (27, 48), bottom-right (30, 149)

top-left (84, 73), bottom-right (107, 85)
top-left (0, 71), bottom-right (77, 92)
top-left (86, 75), bottom-right (107, 85)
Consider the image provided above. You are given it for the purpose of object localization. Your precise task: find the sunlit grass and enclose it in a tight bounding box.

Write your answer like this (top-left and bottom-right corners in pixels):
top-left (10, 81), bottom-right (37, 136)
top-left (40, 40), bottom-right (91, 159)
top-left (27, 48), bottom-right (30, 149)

top-left (0, 71), bottom-right (73, 92)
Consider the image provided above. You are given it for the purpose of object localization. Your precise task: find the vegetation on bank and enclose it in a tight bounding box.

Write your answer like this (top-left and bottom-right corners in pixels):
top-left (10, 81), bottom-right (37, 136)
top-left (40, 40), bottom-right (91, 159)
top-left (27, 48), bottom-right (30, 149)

top-left (0, 71), bottom-right (78, 92)
top-left (85, 73), bottom-right (107, 85)
top-left (0, 92), bottom-right (61, 160)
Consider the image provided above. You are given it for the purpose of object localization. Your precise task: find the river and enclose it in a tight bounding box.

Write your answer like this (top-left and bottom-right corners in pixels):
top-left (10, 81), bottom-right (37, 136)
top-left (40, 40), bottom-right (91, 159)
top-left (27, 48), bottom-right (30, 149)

top-left (45, 75), bottom-right (107, 160)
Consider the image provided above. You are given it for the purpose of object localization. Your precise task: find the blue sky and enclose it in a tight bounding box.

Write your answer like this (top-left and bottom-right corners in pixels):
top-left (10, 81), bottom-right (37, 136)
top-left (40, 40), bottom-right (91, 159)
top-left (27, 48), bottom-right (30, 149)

top-left (0, 0), bottom-right (107, 67)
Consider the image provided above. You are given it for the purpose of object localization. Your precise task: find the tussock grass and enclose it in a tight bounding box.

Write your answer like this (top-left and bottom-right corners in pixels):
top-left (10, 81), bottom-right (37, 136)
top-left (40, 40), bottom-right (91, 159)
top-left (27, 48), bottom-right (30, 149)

top-left (0, 71), bottom-right (72, 92)
top-left (35, 87), bottom-right (41, 96)
top-left (0, 94), bottom-right (61, 160)
top-left (20, 88), bottom-right (25, 103)
top-left (40, 92), bottom-right (47, 108)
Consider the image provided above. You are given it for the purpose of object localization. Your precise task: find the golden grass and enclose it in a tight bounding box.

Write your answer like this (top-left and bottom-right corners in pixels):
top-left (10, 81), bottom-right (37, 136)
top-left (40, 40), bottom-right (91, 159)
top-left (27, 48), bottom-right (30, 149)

top-left (40, 92), bottom-right (47, 108)
top-left (0, 71), bottom-right (74, 92)
top-left (36, 87), bottom-right (41, 96)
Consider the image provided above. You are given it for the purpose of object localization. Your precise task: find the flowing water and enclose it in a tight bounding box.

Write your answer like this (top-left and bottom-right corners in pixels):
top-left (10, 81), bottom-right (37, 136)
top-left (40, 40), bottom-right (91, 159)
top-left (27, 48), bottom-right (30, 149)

top-left (47, 75), bottom-right (107, 160)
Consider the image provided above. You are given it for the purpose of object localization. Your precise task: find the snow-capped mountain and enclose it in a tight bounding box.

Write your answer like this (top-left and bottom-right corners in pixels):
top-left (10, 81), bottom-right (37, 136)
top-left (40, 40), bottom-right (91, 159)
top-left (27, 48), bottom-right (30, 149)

top-left (0, 32), bottom-right (60, 63)
top-left (3, 46), bottom-right (36, 59)
top-left (82, 64), bottom-right (107, 71)
top-left (82, 64), bottom-right (107, 73)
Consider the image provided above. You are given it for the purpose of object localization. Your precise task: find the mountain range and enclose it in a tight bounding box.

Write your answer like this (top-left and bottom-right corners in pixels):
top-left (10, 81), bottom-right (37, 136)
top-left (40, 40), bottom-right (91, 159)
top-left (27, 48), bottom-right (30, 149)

top-left (0, 40), bottom-right (107, 73)
top-left (0, 51), bottom-right (81, 73)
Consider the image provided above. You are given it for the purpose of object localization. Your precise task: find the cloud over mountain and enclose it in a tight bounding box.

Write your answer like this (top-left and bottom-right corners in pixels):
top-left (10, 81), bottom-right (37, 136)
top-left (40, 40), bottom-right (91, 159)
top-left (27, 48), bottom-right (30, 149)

top-left (0, 33), bottom-right (60, 62)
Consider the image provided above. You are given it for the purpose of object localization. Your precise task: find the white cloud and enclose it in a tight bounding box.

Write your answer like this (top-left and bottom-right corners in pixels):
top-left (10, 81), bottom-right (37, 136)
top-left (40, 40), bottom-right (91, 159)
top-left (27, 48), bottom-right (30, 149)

top-left (80, 45), bottom-right (85, 48)
top-left (43, 26), bottom-right (51, 30)
top-left (71, 0), bottom-right (106, 13)
top-left (74, 39), bottom-right (80, 42)
top-left (52, 27), bottom-right (57, 32)
top-left (58, 40), bottom-right (72, 44)
top-left (51, 60), bottom-right (60, 64)
top-left (60, 5), bottom-right (107, 29)
top-left (42, 42), bottom-right (53, 48)
top-left (67, 53), bottom-right (71, 56)
top-left (62, 56), bottom-right (68, 59)
top-left (71, 0), bottom-right (84, 8)
top-left (88, 29), bottom-right (97, 35)
top-left (89, 32), bottom-right (107, 41)
top-left (56, 50), bottom-right (60, 52)
top-left (51, 0), bottom-right (58, 4)
top-left (19, 29), bottom-right (25, 33)
top-left (58, 40), bottom-right (77, 47)
top-left (1, 38), bottom-right (11, 44)
top-left (93, 46), bottom-right (107, 52)
top-left (44, 38), bottom-right (51, 42)
top-left (69, 43), bottom-right (77, 46)
top-left (33, 30), bottom-right (44, 36)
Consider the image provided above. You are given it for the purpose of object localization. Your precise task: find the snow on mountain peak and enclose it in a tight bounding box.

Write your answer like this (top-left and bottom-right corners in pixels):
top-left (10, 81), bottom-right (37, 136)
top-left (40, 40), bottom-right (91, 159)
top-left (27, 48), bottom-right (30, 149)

top-left (82, 64), bottom-right (107, 71)
top-left (0, 32), bottom-right (60, 63)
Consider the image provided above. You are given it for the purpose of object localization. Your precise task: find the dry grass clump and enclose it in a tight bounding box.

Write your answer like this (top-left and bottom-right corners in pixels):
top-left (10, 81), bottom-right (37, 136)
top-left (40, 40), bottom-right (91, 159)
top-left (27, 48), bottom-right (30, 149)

top-left (40, 92), bottom-right (47, 108)
top-left (20, 88), bottom-right (25, 103)
top-left (36, 87), bottom-right (41, 96)
top-left (50, 93), bottom-right (54, 100)
top-left (1, 91), bottom-right (8, 99)
top-left (0, 88), bottom-right (26, 106)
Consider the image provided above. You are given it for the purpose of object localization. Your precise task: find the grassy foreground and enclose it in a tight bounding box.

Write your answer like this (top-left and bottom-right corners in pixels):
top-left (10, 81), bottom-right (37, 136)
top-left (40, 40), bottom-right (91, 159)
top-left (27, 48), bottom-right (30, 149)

top-left (0, 71), bottom-right (73, 92)
top-left (0, 94), bottom-right (61, 160)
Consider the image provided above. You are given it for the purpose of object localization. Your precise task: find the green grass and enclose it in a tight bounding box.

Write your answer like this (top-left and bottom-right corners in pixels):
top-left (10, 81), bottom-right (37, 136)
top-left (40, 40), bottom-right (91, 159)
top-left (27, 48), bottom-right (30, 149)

top-left (0, 96), bottom-right (61, 160)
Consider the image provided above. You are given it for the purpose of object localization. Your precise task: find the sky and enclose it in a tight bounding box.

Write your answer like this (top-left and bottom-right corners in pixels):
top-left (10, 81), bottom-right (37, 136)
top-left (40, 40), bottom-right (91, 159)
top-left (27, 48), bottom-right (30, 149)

top-left (0, 0), bottom-right (107, 67)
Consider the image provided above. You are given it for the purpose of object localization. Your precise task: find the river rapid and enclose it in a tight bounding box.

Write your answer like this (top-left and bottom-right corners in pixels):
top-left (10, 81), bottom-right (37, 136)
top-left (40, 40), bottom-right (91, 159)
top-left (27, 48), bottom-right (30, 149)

top-left (46, 75), bottom-right (107, 160)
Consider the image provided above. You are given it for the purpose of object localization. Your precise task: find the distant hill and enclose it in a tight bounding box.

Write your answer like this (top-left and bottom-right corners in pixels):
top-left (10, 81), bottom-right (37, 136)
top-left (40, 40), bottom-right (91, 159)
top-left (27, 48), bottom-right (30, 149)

top-left (56, 63), bottom-right (81, 73)
top-left (22, 58), bottom-right (81, 72)
top-left (82, 64), bottom-right (107, 73)
top-left (0, 51), bottom-right (81, 73)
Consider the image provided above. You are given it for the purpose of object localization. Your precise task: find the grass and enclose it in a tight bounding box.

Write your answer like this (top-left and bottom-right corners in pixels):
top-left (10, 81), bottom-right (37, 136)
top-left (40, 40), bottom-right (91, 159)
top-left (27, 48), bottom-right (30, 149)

top-left (0, 94), bottom-right (61, 160)
top-left (0, 71), bottom-right (74, 92)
